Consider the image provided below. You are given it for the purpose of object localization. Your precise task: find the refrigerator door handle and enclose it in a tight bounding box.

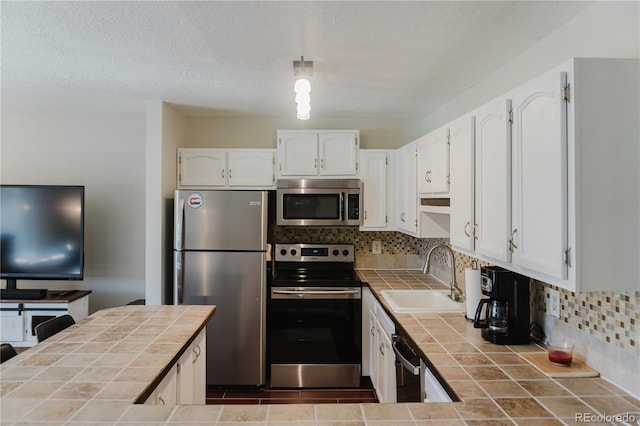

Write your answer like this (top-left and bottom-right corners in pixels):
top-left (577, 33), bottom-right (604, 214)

top-left (175, 198), bottom-right (185, 251)
top-left (174, 251), bottom-right (185, 304)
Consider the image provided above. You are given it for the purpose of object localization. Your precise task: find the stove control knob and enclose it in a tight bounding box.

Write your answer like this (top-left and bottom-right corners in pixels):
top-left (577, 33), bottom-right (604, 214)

top-left (290, 249), bottom-right (297, 256)
top-left (332, 249), bottom-right (340, 256)
top-left (280, 249), bottom-right (287, 256)
top-left (343, 249), bottom-right (349, 256)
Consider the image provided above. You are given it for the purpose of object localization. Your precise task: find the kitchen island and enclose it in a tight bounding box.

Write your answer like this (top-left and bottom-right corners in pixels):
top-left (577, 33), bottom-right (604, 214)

top-left (1, 278), bottom-right (638, 425)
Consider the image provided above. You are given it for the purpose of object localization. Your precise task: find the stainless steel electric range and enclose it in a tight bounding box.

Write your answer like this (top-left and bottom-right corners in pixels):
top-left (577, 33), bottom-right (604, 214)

top-left (268, 243), bottom-right (362, 388)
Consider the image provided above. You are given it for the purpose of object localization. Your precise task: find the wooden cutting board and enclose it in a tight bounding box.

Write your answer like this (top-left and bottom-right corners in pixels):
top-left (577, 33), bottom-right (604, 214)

top-left (520, 352), bottom-right (599, 378)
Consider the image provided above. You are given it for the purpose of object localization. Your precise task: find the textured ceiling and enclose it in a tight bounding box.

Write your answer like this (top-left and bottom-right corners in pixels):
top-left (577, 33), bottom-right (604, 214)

top-left (1, 1), bottom-right (593, 118)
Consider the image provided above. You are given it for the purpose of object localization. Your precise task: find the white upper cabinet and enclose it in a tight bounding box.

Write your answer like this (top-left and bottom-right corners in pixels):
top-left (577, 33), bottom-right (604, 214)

top-left (318, 132), bottom-right (359, 175)
top-left (277, 130), bottom-right (359, 177)
top-left (179, 149), bottom-right (226, 187)
top-left (449, 100), bottom-right (512, 264)
top-left (395, 142), bottom-right (418, 236)
top-left (178, 148), bottom-right (275, 189)
top-left (359, 150), bottom-right (393, 230)
top-left (417, 127), bottom-right (450, 195)
top-left (473, 99), bottom-right (512, 264)
top-left (227, 150), bottom-right (275, 187)
top-left (560, 58), bottom-right (638, 292)
top-left (451, 58), bottom-right (639, 292)
top-left (509, 68), bottom-right (569, 281)
top-left (448, 114), bottom-right (476, 252)
top-left (276, 132), bottom-right (318, 176)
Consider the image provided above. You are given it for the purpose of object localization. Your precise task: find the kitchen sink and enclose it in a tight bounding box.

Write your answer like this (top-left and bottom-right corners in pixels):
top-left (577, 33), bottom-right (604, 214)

top-left (380, 289), bottom-right (465, 313)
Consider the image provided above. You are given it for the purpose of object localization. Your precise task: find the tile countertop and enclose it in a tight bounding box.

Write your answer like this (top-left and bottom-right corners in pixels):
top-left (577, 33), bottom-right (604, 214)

top-left (0, 275), bottom-right (638, 425)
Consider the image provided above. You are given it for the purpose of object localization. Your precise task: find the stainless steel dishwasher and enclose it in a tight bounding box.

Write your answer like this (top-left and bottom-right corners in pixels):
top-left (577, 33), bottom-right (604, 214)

top-left (393, 333), bottom-right (453, 403)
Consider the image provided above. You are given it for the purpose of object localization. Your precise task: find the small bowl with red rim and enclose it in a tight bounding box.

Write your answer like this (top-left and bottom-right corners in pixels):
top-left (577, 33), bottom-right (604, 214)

top-left (547, 341), bottom-right (574, 365)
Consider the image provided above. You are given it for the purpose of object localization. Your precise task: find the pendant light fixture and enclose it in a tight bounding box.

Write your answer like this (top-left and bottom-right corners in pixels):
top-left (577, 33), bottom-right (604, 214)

top-left (293, 56), bottom-right (313, 120)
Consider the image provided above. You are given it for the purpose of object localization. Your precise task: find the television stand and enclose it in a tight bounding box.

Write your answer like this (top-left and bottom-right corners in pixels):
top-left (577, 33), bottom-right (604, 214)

top-left (0, 288), bottom-right (48, 300)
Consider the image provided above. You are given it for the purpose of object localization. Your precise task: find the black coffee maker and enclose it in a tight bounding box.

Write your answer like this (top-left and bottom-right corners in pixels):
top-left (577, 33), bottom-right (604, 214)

top-left (473, 266), bottom-right (530, 344)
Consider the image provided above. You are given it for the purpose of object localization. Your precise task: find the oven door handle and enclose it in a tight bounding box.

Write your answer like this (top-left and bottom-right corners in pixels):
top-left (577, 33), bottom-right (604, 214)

top-left (271, 289), bottom-right (360, 299)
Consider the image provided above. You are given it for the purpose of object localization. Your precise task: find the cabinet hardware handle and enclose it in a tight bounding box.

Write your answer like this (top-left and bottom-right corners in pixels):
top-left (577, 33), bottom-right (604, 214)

top-left (379, 343), bottom-right (385, 356)
top-left (314, 158), bottom-right (317, 169)
top-left (509, 229), bottom-right (518, 251)
top-left (464, 222), bottom-right (471, 237)
top-left (193, 344), bottom-right (201, 363)
top-left (228, 169), bottom-right (232, 179)
top-left (371, 326), bottom-right (375, 336)
top-left (158, 396), bottom-right (165, 405)
top-left (221, 169), bottom-right (224, 179)
top-left (321, 158), bottom-right (324, 169)
top-left (425, 172), bottom-right (429, 182)
top-left (400, 212), bottom-right (406, 222)
top-left (473, 223), bottom-right (478, 240)
top-left (364, 211), bottom-right (367, 220)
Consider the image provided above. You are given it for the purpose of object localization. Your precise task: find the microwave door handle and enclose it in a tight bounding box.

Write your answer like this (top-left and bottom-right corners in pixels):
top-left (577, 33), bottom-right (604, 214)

top-left (340, 192), bottom-right (345, 221)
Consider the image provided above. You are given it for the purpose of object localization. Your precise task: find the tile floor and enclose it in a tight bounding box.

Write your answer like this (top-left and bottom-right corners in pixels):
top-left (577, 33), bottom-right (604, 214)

top-left (206, 378), bottom-right (378, 405)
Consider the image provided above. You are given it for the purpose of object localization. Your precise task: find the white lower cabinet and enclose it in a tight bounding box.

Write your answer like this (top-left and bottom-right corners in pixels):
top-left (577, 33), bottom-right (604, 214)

top-left (148, 365), bottom-right (177, 405)
top-left (146, 328), bottom-right (206, 405)
top-left (365, 292), bottom-right (396, 403)
top-left (0, 296), bottom-right (90, 347)
top-left (375, 318), bottom-right (396, 403)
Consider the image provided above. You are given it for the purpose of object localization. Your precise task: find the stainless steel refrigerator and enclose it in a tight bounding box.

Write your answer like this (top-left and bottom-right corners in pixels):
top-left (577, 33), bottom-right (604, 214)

top-left (174, 190), bottom-right (268, 388)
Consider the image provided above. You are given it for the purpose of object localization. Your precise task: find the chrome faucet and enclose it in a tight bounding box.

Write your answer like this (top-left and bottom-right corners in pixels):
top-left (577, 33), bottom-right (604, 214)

top-left (422, 243), bottom-right (463, 302)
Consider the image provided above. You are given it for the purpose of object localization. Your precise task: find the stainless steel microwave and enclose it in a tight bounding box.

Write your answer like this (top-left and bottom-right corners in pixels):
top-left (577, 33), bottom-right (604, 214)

top-left (276, 179), bottom-right (361, 226)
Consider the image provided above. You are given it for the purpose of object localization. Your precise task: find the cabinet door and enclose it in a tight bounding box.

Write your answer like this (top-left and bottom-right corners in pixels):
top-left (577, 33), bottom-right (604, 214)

top-left (227, 150), bottom-right (275, 187)
top-left (376, 320), bottom-right (397, 404)
top-left (449, 115), bottom-right (475, 251)
top-left (0, 310), bottom-right (25, 343)
top-left (277, 132), bottom-right (318, 176)
top-left (418, 128), bottom-right (449, 194)
top-left (416, 135), bottom-right (430, 194)
top-left (429, 128), bottom-right (450, 194)
top-left (191, 329), bottom-right (207, 404)
top-left (511, 70), bottom-right (568, 280)
top-left (318, 132), bottom-right (358, 175)
top-left (178, 148), bottom-right (226, 187)
top-left (368, 309), bottom-right (377, 388)
top-left (360, 151), bottom-right (387, 228)
top-left (176, 343), bottom-right (194, 404)
top-left (396, 143), bottom-right (417, 235)
top-left (474, 98), bottom-right (512, 263)
top-left (155, 365), bottom-right (177, 405)
top-left (318, 132), bottom-right (358, 176)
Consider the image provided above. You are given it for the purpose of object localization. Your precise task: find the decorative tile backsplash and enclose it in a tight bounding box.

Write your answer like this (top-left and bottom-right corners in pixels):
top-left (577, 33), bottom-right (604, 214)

top-left (274, 227), bottom-right (639, 355)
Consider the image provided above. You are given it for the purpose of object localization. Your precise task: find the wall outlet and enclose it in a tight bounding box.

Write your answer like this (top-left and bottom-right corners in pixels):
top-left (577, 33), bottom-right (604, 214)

top-left (372, 240), bottom-right (382, 254)
top-left (547, 288), bottom-right (561, 318)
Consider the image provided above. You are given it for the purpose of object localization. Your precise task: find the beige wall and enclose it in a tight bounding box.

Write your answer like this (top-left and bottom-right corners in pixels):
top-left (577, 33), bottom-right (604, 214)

top-left (421, 1), bottom-right (640, 132)
top-left (184, 116), bottom-right (422, 149)
top-left (1, 108), bottom-right (147, 312)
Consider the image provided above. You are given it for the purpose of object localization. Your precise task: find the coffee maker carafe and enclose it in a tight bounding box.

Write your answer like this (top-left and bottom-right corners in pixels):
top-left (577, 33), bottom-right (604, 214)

top-left (473, 266), bottom-right (530, 344)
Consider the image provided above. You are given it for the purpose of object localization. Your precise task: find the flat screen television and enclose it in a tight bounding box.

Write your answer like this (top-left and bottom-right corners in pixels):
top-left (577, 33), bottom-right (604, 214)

top-left (1, 185), bottom-right (85, 295)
